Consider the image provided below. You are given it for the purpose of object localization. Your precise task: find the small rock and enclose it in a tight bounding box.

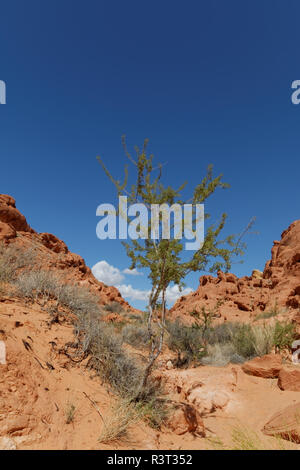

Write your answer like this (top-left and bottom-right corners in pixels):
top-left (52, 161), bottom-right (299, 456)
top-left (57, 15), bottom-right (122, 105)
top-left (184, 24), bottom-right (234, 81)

top-left (166, 360), bottom-right (173, 370)
top-left (278, 368), bottom-right (300, 392)
top-left (242, 354), bottom-right (282, 378)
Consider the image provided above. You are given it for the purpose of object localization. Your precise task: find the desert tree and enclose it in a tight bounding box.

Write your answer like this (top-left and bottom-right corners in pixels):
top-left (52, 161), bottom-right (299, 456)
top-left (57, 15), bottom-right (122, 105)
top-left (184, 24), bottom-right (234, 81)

top-left (97, 136), bottom-right (252, 399)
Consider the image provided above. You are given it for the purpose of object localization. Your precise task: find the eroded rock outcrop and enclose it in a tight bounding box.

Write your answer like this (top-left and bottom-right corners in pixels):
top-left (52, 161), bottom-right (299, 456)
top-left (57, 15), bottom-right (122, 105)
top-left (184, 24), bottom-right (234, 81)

top-left (262, 402), bottom-right (300, 443)
top-left (242, 354), bottom-right (282, 379)
top-left (171, 220), bottom-right (300, 322)
top-left (0, 194), bottom-right (132, 311)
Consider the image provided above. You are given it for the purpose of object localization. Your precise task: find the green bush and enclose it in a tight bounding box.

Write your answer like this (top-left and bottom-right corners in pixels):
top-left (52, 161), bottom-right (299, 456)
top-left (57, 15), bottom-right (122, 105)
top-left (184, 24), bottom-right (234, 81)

top-left (104, 301), bottom-right (124, 314)
top-left (15, 270), bottom-right (102, 319)
top-left (0, 243), bottom-right (36, 282)
top-left (122, 323), bottom-right (151, 348)
top-left (273, 321), bottom-right (296, 352)
top-left (231, 324), bottom-right (256, 358)
top-left (166, 318), bottom-right (281, 368)
top-left (166, 319), bottom-right (206, 366)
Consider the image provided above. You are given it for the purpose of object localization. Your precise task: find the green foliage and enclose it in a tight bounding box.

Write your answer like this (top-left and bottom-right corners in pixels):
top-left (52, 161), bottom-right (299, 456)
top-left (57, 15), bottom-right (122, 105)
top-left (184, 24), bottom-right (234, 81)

top-left (104, 301), bottom-right (124, 314)
top-left (14, 270), bottom-right (102, 319)
top-left (166, 319), bottom-right (206, 366)
top-left (273, 321), bottom-right (297, 352)
top-left (231, 324), bottom-right (256, 358)
top-left (97, 137), bottom-right (253, 392)
top-left (97, 137), bottom-right (249, 310)
top-left (254, 302), bottom-right (280, 321)
top-left (65, 403), bottom-right (76, 424)
top-left (121, 323), bottom-right (151, 348)
top-left (167, 319), bottom-right (288, 368)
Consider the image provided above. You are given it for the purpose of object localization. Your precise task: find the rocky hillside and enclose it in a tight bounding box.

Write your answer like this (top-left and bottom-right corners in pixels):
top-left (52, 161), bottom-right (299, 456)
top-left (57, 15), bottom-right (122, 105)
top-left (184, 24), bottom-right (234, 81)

top-left (0, 195), bottom-right (300, 450)
top-left (0, 194), bottom-right (131, 311)
top-left (171, 220), bottom-right (300, 323)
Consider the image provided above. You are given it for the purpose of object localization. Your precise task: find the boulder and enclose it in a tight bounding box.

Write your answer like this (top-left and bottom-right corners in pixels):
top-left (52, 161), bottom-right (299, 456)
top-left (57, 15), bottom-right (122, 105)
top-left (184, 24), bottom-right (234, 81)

top-left (278, 368), bottom-right (300, 391)
top-left (262, 402), bottom-right (300, 443)
top-left (165, 402), bottom-right (205, 436)
top-left (242, 354), bottom-right (282, 378)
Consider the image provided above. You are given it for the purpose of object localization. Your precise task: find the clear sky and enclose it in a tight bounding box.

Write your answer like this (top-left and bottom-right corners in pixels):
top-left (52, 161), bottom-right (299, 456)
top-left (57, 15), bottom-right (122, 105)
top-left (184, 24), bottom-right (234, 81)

top-left (1, 1), bottom-right (299, 309)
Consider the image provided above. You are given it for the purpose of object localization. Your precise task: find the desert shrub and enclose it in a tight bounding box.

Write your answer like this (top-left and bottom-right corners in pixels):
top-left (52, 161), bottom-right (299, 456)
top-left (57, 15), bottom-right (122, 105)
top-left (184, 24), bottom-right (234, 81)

top-left (273, 321), bottom-right (297, 352)
top-left (98, 400), bottom-right (139, 444)
top-left (251, 324), bottom-right (274, 356)
top-left (201, 342), bottom-right (241, 367)
top-left (165, 317), bottom-right (278, 367)
top-left (104, 301), bottom-right (123, 314)
top-left (56, 283), bottom-right (101, 319)
top-left (208, 425), bottom-right (292, 450)
top-left (122, 323), bottom-right (151, 348)
top-left (65, 403), bottom-right (76, 424)
top-left (15, 270), bottom-right (60, 303)
top-left (231, 323), bottom-right (256, 358)
top-left (0, 243), bottom-right (36, 282)
top-left (204, 322), bottom-right (240, 345)
top-left (76, 316), bottom-right (167, 427)
top-left (166, 319), bottom-right (206, 366)
top-left (254, 302), bottom-right (281, 321)
top-left (79, 319), bottom-right (144, 397)
top-left (14, 270), bottom-right (102, 318)
top-left (135, 395), bottom-right (169, 429)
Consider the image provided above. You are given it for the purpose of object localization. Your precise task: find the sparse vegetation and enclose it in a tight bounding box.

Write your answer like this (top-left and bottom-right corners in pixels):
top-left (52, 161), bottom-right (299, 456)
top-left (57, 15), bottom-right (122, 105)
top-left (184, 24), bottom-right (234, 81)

top-left (273, 321), bottom-right (297, 352)
top-left (254, 302), bottom-right (281, 321)
top-left (167, 319), bottom-right (206, 367)
top-left (167, 317), bottom-right (295, 368)
top-left (14, 270), bottom-right (102, 319)
top-left (121, 323), bottom-right (151, 348)
top-left (98, 400), bottom-right (139, 444)
top-left (98, 137), bottom-right (253, 398)
top-left (0, 242), bottom-right (168, 430)
top-left (207, 425), bottom-right (292, 450)
top-left (0, 243), bottom-right (37, 282)
top-left (104, 301), bottom-right (124, 314)
top-left (65, 402), bottom-right (76, 424)
top-left (75, 316), bottom-right (167, 427)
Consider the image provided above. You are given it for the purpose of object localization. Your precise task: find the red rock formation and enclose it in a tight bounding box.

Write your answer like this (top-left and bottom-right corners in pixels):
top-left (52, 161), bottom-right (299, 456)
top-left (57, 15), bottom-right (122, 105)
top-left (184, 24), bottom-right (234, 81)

top-left (278, 368), bottom-right (300, 392)
top-left (171, 220), bottom-right (300, 322)
top-left (242, 354), bottom-right (282, 379)
top-left (0, 194), bottom-right (133, 311)
top-left (262, 402), bottom-right (300, 443)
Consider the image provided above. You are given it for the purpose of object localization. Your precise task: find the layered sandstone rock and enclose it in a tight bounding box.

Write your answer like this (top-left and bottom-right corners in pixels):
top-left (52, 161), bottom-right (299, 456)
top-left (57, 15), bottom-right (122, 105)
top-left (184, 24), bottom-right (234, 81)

top-left (262, 402), bottom-right (300, 443)
top-left (241, 354), bottom-right (282, 379)
top-left (278, 368), bottom-right (300, 392)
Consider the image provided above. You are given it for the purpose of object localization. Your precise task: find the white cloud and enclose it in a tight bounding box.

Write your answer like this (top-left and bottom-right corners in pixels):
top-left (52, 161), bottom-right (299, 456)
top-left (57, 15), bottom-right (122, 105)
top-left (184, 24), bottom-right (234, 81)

top-left (117, 284), bottom-right (150, 301)
top-left (164, 285), bottom-right (193, 304)
top-left (92, 260), bottom-right (124, 286)
top-left (123, 268), bottom-right (143, 276)
top-left (92, 260), bottom-right (193, 305)
top-left (117, 283), bottom-right (193, 305)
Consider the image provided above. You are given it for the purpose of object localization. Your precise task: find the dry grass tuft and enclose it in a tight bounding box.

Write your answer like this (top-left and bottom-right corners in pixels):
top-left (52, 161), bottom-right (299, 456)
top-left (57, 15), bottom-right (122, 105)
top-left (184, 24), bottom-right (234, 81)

top-left (98, 400), bottom-right (139, 444)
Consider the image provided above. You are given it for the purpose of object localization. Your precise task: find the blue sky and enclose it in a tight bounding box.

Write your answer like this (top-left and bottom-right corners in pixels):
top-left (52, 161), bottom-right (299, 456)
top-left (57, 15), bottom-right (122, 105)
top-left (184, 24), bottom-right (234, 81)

top-left (0, 1), bottom-right (300, 309)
